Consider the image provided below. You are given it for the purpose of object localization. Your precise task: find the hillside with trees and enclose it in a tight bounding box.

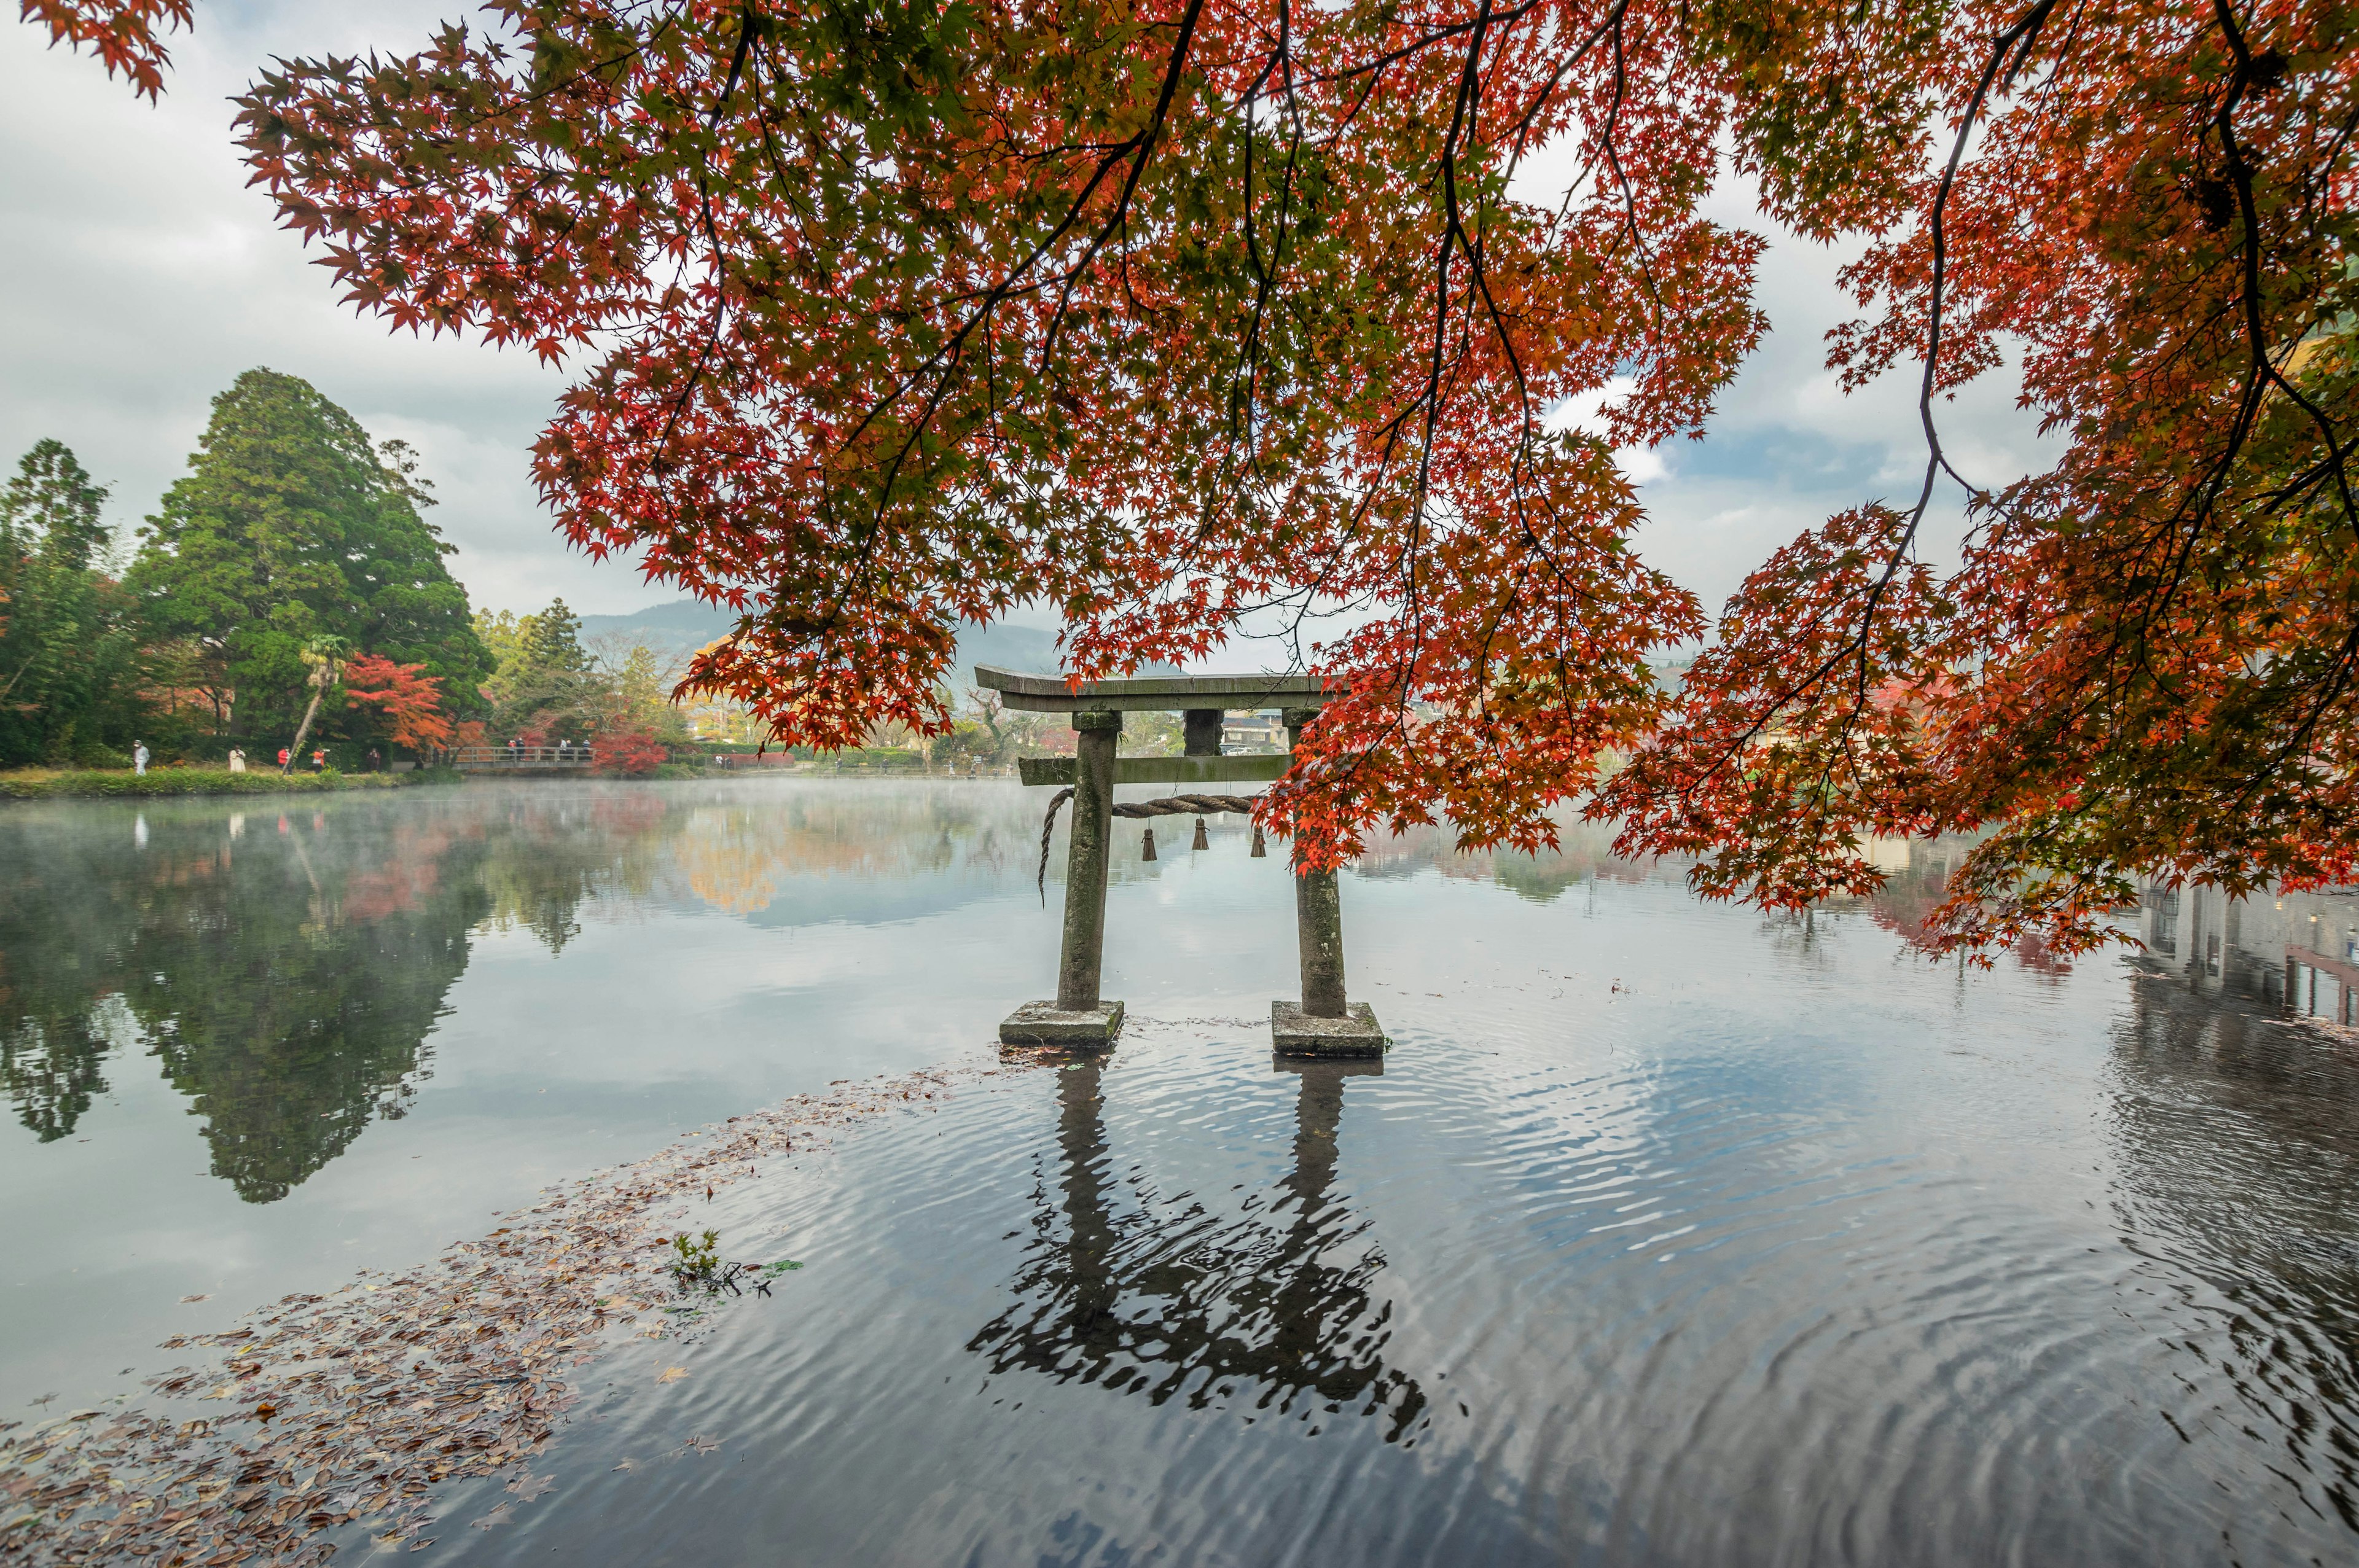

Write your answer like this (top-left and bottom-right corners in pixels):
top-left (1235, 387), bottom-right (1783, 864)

top-left (1, 369), bottom-right (732, 777)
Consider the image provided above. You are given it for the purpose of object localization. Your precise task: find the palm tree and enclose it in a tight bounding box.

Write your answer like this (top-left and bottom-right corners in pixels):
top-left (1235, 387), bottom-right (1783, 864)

top-left (283, 635), bottom-right (350, 772)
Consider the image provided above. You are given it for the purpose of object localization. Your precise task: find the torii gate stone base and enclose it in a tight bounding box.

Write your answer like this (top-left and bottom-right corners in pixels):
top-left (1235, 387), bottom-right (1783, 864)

top-left (982, 665), bottom-right (1387, 1059)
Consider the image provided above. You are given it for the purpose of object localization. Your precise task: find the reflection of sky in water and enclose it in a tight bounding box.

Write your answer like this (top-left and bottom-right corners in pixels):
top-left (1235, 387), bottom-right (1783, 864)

top-left (3, 782), bottom-right (2356, 1564)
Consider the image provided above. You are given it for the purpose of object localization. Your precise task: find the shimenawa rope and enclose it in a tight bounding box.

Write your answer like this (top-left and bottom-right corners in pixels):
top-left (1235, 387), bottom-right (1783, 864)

top-left (1036, 789), bottom-right (1262, 900)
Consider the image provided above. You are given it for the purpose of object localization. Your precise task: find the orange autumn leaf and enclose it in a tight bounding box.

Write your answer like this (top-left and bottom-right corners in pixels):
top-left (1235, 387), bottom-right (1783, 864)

top-left (19, 0), bottom-right (192, 101)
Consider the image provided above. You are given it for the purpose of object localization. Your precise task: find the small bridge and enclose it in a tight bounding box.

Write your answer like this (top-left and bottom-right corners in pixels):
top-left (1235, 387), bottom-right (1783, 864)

top-left (979, 665), bottom-right (1385, 1059)
top-left (449, 745), bottom-right (599, 773)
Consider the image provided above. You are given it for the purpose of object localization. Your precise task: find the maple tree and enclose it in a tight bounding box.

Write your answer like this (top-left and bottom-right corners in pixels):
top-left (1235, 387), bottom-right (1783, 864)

top-left (20, 0), bottom-right (192, 100)
top-left (343, 652), bottom-right (455, 753)
top-left (590, 721), bottom-right (666, 776)
top-left (229, 1), bottom-right (2357, 953)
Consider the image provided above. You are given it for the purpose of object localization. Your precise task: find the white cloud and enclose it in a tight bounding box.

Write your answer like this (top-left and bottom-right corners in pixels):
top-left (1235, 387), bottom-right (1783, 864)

top-left (0, 4), bottom-right (654, 616)
top-left (1622, 175), bottom-right (2058, 615)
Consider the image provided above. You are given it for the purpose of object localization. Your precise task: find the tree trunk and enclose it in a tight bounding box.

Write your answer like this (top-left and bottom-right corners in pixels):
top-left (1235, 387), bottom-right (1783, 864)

top-left (285, 688), bottom-right (324, 771)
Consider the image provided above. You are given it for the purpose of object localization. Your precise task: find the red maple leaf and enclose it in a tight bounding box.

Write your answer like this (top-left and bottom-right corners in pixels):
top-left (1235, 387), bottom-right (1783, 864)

top-left (19, 1), bottom-right (192, 101)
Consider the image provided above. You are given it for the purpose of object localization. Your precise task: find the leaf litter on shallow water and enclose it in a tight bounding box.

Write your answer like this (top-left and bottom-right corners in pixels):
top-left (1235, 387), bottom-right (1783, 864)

top-left (0, 1059), bottom-right (1015, 1566)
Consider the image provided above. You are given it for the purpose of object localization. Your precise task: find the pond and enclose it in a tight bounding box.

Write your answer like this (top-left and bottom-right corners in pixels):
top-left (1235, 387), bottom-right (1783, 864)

top-left (2, 780), bottom-right (2356, 1565)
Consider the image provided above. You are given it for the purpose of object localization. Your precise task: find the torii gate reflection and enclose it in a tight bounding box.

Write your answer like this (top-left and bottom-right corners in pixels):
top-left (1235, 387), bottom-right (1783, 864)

top-left (967, 1058), bottom-right (1428, 1441)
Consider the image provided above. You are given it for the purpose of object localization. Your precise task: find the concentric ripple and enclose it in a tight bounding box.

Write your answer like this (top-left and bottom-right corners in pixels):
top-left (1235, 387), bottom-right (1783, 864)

top-left (420, 900), bottom-right (2358, 1567)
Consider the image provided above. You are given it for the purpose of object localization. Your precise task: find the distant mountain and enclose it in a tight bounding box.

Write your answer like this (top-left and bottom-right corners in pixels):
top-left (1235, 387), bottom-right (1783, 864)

top-left (576, 600), bottom-right (740, 649)
top-left (574, 600), bottom-right (1104, 682)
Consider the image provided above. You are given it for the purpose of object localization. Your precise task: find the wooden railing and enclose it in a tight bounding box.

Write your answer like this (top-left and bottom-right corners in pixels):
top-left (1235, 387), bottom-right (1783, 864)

top-left (449, 745), bottom-right (598, 770)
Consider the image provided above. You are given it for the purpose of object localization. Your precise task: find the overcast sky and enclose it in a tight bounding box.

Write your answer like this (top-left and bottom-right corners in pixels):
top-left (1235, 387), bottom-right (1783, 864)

top-left (1, 2), bottom-right (2053, 628)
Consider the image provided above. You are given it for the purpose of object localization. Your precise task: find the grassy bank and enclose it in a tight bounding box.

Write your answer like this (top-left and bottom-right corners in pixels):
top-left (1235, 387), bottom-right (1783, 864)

top-left (0, 766), bottom-right (461, 800)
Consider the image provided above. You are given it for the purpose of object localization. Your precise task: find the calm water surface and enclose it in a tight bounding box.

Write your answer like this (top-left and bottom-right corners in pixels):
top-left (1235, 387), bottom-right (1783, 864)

top-left (4, 780), bottom-right (2357, 1565)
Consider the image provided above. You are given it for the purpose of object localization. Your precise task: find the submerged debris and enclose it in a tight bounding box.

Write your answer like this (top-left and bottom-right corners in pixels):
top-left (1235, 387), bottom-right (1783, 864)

top-left (0, 1061), bottom-right (1012, 1565)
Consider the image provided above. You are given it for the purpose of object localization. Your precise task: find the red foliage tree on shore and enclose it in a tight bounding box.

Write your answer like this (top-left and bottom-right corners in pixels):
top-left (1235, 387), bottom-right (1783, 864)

top-left (223, 0), bottom-right (2356, 954)
top-left (343, 653), bottom-right (453, 754)
top-left (590, 724), bottom-right (665, 778)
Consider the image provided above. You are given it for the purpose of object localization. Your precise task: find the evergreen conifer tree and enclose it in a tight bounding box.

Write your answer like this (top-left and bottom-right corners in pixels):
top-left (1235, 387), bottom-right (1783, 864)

top-left (0, 440), bottom-right (144, 765)
top-left (128, 369), bottom-right (490, 746)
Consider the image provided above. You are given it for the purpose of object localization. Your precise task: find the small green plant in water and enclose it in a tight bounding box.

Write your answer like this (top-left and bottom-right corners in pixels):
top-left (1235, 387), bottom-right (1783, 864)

top-left (670, 1230), bottom-right (723, 1288)
top-left (667, 1231), bottom-right (800, 1297)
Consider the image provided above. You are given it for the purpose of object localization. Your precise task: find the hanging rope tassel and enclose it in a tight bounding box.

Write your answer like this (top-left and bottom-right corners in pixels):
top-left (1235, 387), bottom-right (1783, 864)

top-left (1036, 790), bottom-right (1262, 897)
top-left (1141, 825), bottom-right (1157, 860)
top-left (1191, 817), bottom-right (1210, 851)
top-left (1250, 824), bottom-right (1267, 857)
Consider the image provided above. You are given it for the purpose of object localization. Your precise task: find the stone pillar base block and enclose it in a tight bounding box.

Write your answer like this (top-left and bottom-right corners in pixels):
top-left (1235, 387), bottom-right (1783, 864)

top-left (1271, 1000), bottom-right (1387, 1059)
top-left (1000, 999), bottom-right (1125, 1049)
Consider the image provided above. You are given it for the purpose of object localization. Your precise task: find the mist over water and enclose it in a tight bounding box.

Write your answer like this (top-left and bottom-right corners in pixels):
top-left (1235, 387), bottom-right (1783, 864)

top-left (3, 781), bottom-right (2356, 1564)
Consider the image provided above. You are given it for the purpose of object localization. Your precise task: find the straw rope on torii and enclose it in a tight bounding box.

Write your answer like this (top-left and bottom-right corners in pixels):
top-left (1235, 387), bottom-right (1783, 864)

top-left (1036, 789), bottom-right (1265, 899)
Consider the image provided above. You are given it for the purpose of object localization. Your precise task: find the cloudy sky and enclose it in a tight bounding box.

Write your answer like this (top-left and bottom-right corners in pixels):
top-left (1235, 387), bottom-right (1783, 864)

top-left (1, 2), bottom-right (2053, 629)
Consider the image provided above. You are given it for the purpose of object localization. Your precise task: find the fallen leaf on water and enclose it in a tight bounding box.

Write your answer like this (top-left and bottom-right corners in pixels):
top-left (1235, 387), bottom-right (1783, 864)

top-left (0, 1061), bottom-right (1004, 1567)
top-left (469, 1503), bottom-right (513, 1531)
top-left (179, 1295), bottom-right (211, 1304)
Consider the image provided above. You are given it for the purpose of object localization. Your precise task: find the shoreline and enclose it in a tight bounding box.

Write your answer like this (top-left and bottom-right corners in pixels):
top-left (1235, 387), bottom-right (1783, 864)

top-left (0, 1053), bottom-right (1033, 1566)
top-left (0, 769), bottom-right (456, 802)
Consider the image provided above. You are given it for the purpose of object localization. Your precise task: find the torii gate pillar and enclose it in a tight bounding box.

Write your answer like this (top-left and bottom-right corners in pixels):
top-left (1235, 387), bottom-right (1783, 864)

top-left (1000, 708), bottom-right (1127, 1049)
top-left (1271, 708), bottom-right (1385, 1058)
top-left (1055, 710), bottom-right (1124, 1018)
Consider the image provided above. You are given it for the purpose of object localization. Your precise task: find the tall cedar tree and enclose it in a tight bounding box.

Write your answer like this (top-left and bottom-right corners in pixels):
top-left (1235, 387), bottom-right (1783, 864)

top-left (0, 440), bottom-right (146, 766)
top-left (217, 1), bottom-right (2359, 956)
top-left (128, 369), bottom-right (490, 746)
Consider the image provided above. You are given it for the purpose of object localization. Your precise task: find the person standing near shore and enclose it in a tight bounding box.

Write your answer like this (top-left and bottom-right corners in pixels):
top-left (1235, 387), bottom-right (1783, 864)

top-left (133, 741), bottom-right (149, 777)
top-left (228, 749), bottom-right (246, 773)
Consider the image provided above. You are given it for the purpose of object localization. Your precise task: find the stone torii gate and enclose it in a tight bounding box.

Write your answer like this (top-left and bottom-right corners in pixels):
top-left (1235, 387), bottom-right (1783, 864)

top-left (980, 665), bottom-right (1385, 1058)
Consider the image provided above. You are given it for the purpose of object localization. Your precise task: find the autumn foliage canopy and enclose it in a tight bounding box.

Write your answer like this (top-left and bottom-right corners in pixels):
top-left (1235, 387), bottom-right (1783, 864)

top-left (39, 0), bottom-right (2350, 954)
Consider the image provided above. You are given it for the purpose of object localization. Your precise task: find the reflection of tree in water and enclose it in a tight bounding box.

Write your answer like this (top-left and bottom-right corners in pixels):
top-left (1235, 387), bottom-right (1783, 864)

top-left (669, 789), bottom-right (1021, 915)
top-left (0, 807), bottom-right (491, 1201)
top-left (969, 1061), bottom-right (1426, 1441)
top-left (0, 814), bottom-right (143, 1141)
top-left (0, 1009), bottom-right (112, 1143)
top-left (2109, 975), bottom-right (2359, 1531)
top-left (128, 825), bottom-right (489, 1202)
top-left (477, 793), bottom-right (670, 952)
top-left (1353, 816), bottom-right (1632, 903)
top-left (1, 784), bottom-right (1053, 1194)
